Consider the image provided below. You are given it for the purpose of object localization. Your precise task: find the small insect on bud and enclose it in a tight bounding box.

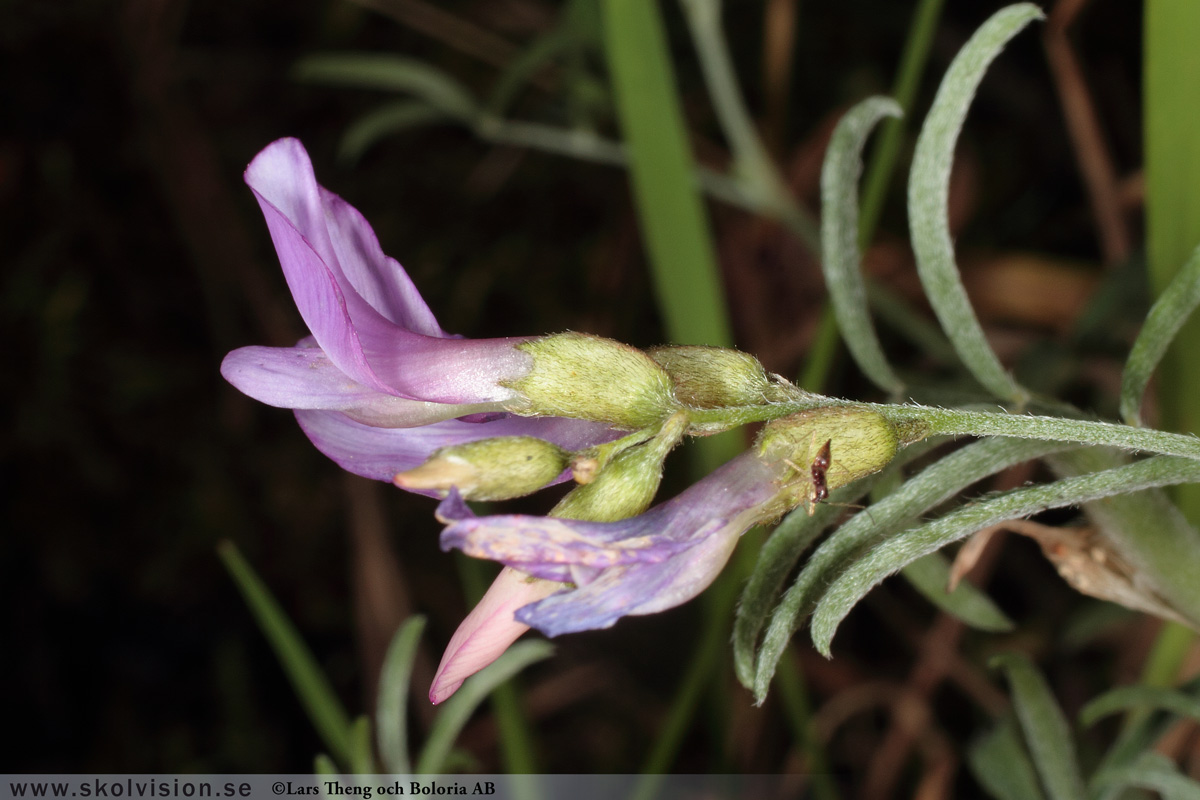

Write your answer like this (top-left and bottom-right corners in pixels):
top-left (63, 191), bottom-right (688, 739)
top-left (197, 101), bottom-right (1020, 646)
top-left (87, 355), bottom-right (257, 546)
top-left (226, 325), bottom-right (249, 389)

top-left (646, 345), bottom-right (797, 409)
top-left (393, 436), bottom-right (571, 502)
top-left (757, 406), bottom-right (901, 512)
top-left (806, 438), bottom-right (833, 514)
top-left (504, 332), bottom-right (679, 430)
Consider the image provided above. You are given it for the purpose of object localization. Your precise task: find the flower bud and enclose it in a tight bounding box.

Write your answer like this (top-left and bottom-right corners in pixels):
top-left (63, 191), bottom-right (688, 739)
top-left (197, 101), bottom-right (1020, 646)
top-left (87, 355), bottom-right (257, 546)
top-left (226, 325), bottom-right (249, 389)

top-left (551, 412), bottom-right (688, 522)
top-left (757, 406), bottom-right (900, 506)
top-left (504, 333), bottom-right (678, 429)
top-left (393, 436), bottom-right (570, 501)
top-left (647, 345), bottom-right (796, 408)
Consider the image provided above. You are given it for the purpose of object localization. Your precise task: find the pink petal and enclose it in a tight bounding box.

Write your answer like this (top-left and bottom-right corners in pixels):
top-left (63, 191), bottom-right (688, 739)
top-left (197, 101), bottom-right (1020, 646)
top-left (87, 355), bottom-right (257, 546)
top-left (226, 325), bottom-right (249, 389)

top-left (320, 187), bottom-right (445, 337)
top-left (245, 139), bottom-right (393, 394)
top-left (429, 567), bottom-right (560, 705)
top-left (244, 138), bottom-right (533, 404)
top-left (221, 344), bottom-right (504, 426)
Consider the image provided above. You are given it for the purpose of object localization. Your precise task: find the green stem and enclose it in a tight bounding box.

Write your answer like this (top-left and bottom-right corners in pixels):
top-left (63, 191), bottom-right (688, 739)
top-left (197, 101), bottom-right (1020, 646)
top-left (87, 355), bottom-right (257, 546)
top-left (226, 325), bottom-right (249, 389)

top-left (684, 395), bottom-right (1200, 464)
top-left (798, 308), bottom-right (842, 392)
top-left (630, 595), bottom-right (726, 800)
top-left (678, 0), bottom-right (820, 250)
top-left (776, 649), bottom-right (841, 800)
top-left (887, 405), bottom-right (1200, 462)
top-left (857, 0), bottom-right (947, 245)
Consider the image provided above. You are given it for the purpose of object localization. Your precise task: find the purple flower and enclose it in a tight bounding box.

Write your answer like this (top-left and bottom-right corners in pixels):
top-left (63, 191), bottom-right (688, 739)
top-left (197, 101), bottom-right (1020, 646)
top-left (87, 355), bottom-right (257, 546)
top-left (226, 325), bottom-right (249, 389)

top-left (220, 138), bottom-right (615, 486)
top-left (436, 451), bottom-right (792, 636)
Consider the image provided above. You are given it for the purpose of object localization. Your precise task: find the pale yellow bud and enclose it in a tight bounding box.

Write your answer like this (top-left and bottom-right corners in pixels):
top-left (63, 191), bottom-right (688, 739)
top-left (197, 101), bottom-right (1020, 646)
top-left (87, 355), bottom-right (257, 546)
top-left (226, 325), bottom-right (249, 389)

top-left (393, 436), bottom-right (570, 501)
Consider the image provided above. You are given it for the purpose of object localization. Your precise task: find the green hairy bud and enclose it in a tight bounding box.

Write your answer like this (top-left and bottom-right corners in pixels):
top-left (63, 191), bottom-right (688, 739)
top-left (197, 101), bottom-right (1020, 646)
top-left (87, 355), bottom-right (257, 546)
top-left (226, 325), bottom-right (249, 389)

top-left (757, 406), bottom-right (900, 508)
top-left (392, 436), bottom-right (570, 502)
top-left (552, 412), bottom-right (688, 522)
top-left (505, 332), bottom-right (679, 429)
top-left (646, 345), bottom-right (797, 408)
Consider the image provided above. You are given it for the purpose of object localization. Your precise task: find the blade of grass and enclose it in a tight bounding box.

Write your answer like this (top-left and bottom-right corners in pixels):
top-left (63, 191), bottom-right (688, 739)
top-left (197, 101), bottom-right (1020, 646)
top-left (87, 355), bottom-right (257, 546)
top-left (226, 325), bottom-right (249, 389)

top-left (218, 541), bottom-right (354, 767)
top-left (1093, 752), bottom-right (1200, 800)
top-left (338, 102), bottom-right (450, 165)
top-left (1145, 3), bottom-right (1200, 524)
top-left (600, 0), bottom-right (732, 349)
top-left (629, 592), bottom-right (726, 800)
top-left (774, 649), bottom-right (840, 800)
top-left (798, 309), bottom-right (841, 392)
top-left (678, 0), bottom-right (820, 249)
top-left (347, 716), bottom-right (376, 775)
top-left (414, 639), bottom-right (554, 775)
top-left (1121, 244), bottom-right (1200, 426)
top-left (1080, 684), bottom-right (1200, 728)
top-left (858, 0), bottom-right (947, 244)
top-left (375, 616), bottom-right (427, 774)
top-left (901, 551), bottom-right (1014, 633)
top-left (314, 754), bottom-right (339, 778)
top-left (907, 3), bottom-right (1043, 404)
top-left (1138, 11), bottom-right (1200, 696)
top-left (601, 1), bottom-right (741, 784)
top-left (293, 54), bottom-right (480, 121)
top-left (967, 719), bottom-right (1048, 800)
top-left (992, 653), bottom-right (1087, 800)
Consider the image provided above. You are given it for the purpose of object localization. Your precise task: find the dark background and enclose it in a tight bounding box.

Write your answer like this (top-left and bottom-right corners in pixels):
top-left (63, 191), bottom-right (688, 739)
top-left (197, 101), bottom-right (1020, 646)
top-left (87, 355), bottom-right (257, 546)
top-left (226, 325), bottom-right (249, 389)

top-left (2, 0), bottom-right (1157, 788)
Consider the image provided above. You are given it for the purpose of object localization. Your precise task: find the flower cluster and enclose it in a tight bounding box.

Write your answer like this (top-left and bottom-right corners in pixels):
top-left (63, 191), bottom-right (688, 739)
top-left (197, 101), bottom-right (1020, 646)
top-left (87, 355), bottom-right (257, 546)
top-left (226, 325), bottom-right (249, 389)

top-left (223, 138), bottom-right (905, 704)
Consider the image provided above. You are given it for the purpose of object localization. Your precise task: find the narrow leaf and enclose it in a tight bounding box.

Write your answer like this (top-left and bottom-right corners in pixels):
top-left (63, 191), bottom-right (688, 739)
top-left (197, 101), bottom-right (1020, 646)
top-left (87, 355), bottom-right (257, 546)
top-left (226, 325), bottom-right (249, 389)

top-left (293, 54), bottom-right (480, 121)
top-left (733, 484), bottom-right (864, 690)
top-left (678, 0), bottom-right (792, 216)
top-left (1093, 752), bottom-right (1200, 800)
top-left (600, 0), bottom-right (732, 348)
top-left (821, 96), bottom-right (905, 394)
top-left (901, 551), bottom-right (1013, 632)
top-left (415, 640), bottom-right (553, 775)
top-left (907, 4), bottom-right (1043, 403)
top-left (967, 719), bottom-right (1047, 800)
top-left (1090, 676), bottom-right (1200, 794)
top-left (1121, 244), bottom-right (1200, 426)
top-left (347, 716), bottom-right (376, 775)
top-left (338, 102), bottom-right (450, 165)
top-left (752, 436), bottom-right (1061, 701)
top-left (313, 754), bottom-right (338, 778)
top-left (810, 454), bottom-right (1200, 656)
top-left (218, 541), bottom-right (353, 767)
top-left (1080, 684), bottom-right (1200, 728)
top-left (375, 616), bottom-right (427, 775)
top-left (486, 28), bottom-right (576, 115)
top-left (991, 653), bottom-right (1086, 800)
